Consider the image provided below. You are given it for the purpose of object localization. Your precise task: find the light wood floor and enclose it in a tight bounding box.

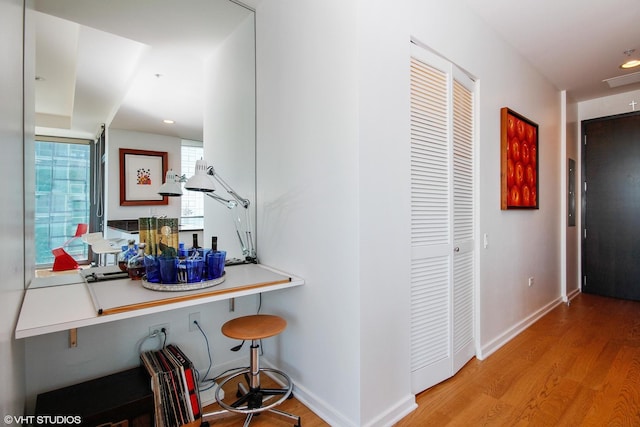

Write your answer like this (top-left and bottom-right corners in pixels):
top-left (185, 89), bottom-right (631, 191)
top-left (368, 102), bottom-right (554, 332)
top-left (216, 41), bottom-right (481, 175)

top-left (200, 293), bottom-right (640, 426)
top-left (396, 293), bottom-right (640, 426)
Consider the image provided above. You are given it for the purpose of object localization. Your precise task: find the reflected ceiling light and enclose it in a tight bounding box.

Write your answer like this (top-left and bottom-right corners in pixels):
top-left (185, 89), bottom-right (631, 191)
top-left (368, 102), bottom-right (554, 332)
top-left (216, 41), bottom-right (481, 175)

top-left (163, 119), bottom-right (175, 124)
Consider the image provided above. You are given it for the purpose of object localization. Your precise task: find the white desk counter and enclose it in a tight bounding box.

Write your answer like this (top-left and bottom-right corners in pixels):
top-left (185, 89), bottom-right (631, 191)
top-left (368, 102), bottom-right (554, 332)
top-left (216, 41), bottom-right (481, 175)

top-left (16, 264), bottom-right (303, 339)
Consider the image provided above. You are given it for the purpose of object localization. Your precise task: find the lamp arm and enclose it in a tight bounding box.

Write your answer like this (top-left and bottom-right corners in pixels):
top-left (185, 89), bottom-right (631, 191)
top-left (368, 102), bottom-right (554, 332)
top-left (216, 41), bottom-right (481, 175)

top-left (206, 167), bottom-right (250, 209)
top-left (205, 192), bottom-right (239, 209)
top-left (236, 205), bottom-right (256, 262)
top-left (205, 193), bottom-right (256, 262)
top-left (203, 167), bottom-right (256, 262)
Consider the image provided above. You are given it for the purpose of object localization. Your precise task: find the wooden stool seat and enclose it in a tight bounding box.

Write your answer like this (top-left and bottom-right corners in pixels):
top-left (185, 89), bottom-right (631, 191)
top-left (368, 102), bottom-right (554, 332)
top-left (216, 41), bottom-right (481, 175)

top-left (221, 314), bottom-right (287, 341)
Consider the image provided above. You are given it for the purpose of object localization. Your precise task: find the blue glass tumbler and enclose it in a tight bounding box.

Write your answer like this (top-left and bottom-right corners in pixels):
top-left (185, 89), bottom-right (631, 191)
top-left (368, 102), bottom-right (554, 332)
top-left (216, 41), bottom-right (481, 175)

top-left (207, 250), bottom-right (226, 280)
top-left (158, 256), bottom-right (178, 284)
top-left (144, 255), bottom-right (161, 283)
top-left (185, 257), bottom-right (204, 283)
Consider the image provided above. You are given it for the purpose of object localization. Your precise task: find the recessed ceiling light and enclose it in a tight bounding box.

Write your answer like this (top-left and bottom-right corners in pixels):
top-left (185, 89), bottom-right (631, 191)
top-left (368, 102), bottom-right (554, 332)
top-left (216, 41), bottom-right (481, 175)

top-left (621, 59), bottom-right (640, 69)
top-left (163, 119), bottom-right (175, 124)
top-left (621, 49), bottom-right (640, 69)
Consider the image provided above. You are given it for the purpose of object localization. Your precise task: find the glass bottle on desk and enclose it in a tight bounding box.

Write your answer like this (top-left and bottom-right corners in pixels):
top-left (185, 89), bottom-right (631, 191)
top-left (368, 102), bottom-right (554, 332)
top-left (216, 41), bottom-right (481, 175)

top-left (206, 236), bottom-right (226, 280)
top-left (189, 233), bottom-right (201, 257)
top-left (178, 242), bottom-right (188, 259)
top-left (204, 236), bottom-right (217, 279)
top-left (128, 243), bottom-right (146, 280)
top-left (118, 239), bottom-right (137, 272)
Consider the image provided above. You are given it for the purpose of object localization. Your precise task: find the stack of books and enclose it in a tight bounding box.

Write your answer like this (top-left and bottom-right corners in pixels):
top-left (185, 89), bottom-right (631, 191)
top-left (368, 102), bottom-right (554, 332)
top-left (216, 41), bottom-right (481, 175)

top-left (140, 344), bottom-right (201, 427)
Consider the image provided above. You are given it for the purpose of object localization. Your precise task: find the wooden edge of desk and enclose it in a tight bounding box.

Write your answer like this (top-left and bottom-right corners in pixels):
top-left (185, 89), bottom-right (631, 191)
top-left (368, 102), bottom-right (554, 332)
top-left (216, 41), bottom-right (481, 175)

top-left (99, 277), bottom-right (291, 315)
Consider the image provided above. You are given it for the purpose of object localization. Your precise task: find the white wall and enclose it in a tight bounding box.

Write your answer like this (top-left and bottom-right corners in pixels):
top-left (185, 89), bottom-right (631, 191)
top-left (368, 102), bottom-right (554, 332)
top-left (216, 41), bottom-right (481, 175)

top-left (0, 0), bottom-right (26, 418)
top-left (254, 1), bottom-right (366, 424)
top-left (105, 128), bottom-right (182, 222)
top-left (203, 13), bottom-right (256, 261)
top-left (357, 0), bottom-right (415, 425)
top-left (579, 89), bottom-right (640, 121)
top-left (255, 1), bottom-right (416, 425)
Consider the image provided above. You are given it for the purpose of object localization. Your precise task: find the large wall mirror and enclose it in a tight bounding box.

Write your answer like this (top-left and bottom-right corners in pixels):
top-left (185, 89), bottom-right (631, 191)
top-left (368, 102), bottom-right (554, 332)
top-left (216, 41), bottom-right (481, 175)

top-left (25, 0), bottom-right (256, 287)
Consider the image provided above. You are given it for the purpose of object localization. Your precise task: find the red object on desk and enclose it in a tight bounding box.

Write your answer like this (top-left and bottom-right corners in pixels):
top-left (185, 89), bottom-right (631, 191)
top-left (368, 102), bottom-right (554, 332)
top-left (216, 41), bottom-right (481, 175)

top-left (51, 248), bottom-right (79, 271)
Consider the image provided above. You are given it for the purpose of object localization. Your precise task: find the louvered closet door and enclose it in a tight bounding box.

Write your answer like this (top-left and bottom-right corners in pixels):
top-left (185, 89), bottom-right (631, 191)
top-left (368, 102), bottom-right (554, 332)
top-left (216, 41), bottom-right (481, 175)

top-left (451, 69), bottom-right (475, 374)
top-left (410, 44), bottom-right (475, 394)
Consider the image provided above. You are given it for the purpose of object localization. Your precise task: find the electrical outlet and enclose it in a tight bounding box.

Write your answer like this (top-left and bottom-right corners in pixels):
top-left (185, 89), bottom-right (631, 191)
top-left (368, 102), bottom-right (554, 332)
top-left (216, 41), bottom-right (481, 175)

top-left (528, 277), bottom-right (534, 287)
top-left (149, 323), bottom-right (170, 337)
top-left (189, 312), bottom-right (200, 332)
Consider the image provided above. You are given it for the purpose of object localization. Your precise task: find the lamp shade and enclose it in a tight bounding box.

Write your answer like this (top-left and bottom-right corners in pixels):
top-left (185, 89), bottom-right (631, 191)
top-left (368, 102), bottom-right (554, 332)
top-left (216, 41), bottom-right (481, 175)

top-left (158, 170), bottom-right (183, 196)
top-left (185, 159), bottom-right (215, 192)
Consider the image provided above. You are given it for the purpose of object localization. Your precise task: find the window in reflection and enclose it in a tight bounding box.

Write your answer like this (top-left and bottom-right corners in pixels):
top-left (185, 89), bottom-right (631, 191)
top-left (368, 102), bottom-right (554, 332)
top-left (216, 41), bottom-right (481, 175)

top-left (181, 140), bottom-right (204, 219)
top-left (35, 137), bottom-right (91, 266)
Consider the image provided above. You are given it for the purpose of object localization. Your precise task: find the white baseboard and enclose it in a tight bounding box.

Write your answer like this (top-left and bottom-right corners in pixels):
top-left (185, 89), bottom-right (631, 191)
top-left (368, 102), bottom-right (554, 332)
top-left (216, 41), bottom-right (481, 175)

top-left (261, 359), bottom-right (417, 427)
top-left (361, 394), bottom-right (417, 427)
top-left (261, 358), bottom-right (356, 426)
top-left (478, 296), bottom-right (564, 360)
top-left (565, 287), bottom-right (581, 302)
top-left (199, 381), bottom-right (224, 407)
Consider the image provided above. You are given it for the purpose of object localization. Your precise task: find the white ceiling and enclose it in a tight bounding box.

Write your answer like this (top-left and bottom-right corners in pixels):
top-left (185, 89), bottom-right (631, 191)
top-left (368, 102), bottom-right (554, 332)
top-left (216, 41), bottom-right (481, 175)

top-left (33, 0), bottom-right (254, 141)
top-left (462, 0), bottom-right (640, 102)
top-left (33, 1), bottom-right (640, 141)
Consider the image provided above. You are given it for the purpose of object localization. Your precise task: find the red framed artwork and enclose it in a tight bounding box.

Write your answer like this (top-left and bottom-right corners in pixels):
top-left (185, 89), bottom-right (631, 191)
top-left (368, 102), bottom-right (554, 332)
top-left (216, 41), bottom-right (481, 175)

top-left (119, 148), bottom-right (168, 206)
top-left (500, 108), bottom-right (539, 210)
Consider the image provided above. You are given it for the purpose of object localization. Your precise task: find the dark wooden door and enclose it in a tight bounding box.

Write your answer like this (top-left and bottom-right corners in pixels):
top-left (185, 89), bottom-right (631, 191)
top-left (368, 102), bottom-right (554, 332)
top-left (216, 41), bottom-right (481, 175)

top-left (582, 111), bottom-right (640, 301)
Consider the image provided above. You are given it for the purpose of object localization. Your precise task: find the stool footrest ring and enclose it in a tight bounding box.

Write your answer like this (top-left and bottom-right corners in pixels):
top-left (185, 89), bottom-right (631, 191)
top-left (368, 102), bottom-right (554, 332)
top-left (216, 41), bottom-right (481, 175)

top-left (215, 367), bottom-right (293, 414)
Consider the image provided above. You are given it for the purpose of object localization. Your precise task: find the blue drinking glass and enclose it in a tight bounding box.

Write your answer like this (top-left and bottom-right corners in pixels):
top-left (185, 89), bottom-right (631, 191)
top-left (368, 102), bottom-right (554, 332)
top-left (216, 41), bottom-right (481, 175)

top-left (207, 250), bottom-right (226, 280)
top-left (144, 255), bottom-right (161, 283)
top-left (158, 256), bottom-right (178, 284)
top-left (185, 257), bottom-right (204, 283)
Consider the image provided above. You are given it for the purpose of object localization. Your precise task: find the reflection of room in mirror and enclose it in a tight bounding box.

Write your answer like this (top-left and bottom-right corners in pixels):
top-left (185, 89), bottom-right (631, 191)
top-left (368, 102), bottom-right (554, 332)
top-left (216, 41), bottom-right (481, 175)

top-left (32, 0), bottom-right (253, 141)
top-left (28, 0), bottom-right (257, 265)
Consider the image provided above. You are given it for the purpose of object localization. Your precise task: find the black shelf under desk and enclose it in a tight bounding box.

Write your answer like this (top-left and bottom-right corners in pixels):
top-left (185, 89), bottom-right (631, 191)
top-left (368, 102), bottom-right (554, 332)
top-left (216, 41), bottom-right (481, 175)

top-left (35, 366), bottom-right (154, 427)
